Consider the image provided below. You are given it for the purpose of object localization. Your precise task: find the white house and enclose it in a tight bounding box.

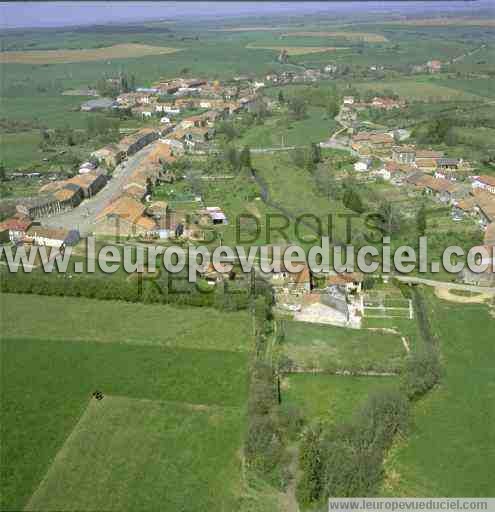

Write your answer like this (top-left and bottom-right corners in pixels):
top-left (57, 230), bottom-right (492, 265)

top-left (373, 167), bottom-right (391, 181)
top-left (163, 107), bottom-right (181, 115)
top-left (354, 157), bottom-right (372, 172)
top-left (324, 64), bottom-right (338, 73)
top-left (26, 227), bottom-right (79, 248)
top-left (343, 96), bottom-right (355, 106)
top-left (79, 161), bottom-right (96, 174)
top-left (160, 116), bottom-right (171, 124)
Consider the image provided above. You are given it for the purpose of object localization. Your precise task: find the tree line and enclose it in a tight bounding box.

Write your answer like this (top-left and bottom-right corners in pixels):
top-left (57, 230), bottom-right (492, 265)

top-left (297, 285), bottom-right (441, 506)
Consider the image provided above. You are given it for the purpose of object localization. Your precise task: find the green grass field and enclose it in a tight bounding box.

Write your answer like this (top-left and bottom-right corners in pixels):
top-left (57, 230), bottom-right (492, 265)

top-left (25, 396), bottom-right (243, 512)
top-left (0, 95), bottom-right (98, 129)
top-left (435, 78), bottom-right (495, 99)
top-left (281, 320), bottom-right (407, 372)
top-left (1, 294), bottom-right (250, 511)
top-left (283, 373), bottom-right (397, 424)
top-left (2, 293), bottom-right (252, 352)
top-left (238, 107), bottom-right (337, 148)
top-left (0, 131), bottom-right (42, 168)
top-left (251, 152), bottom-right (354, 245)
top-left (355, 78), bottom-right (486, 102)
top-left (381, 293), bottom-right (495, 497)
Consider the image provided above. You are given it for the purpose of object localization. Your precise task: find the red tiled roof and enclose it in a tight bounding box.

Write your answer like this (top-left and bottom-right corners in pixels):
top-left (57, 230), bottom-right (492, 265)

top-left (477, 175), bottom-right (495, 188)
top-left (326, 272), bottom-right (364, 286)
top-left (0, 217), bottom-right (32, 232)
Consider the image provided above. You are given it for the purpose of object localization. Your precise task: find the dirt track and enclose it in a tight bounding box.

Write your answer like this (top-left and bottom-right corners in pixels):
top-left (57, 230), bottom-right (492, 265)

top-left (434, 287), bottom-right (493, 304)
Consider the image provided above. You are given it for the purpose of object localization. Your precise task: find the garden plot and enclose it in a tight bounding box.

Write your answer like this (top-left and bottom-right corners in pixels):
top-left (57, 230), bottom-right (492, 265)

top-left (363, 291), bottom-right (413, 320)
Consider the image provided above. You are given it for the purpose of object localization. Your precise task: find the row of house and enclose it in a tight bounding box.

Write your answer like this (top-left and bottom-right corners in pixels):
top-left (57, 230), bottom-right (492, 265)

top-left (351, 135), bottom-right (473, 179)
top-left (344, 96), bottom-right (405, 111)
top-left (406, 172), bottom-right (470, 204)
top-left (0, 215), bottom-right (79, 249)
top-left (14, 171), bottom-right (108, 220)
top-left (90, 128), bottom-right (160, 169)
top-left (93, 136), bottom-right (182, 238)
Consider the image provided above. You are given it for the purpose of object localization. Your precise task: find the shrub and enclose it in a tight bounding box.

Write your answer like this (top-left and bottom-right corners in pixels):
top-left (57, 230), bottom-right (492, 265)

top-left (401, 348), bottom-right (441, 400)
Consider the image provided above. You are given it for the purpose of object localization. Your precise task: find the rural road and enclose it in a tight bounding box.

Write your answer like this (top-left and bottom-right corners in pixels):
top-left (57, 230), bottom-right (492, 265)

top-left (394, 275), bottom-right (495, 294)
top-left (40, 142), bottom-right (160, 236)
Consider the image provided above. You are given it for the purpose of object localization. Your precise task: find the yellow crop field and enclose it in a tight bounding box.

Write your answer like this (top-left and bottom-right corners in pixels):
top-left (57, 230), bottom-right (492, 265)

top-left (0, 43), bottom-right (182, 65)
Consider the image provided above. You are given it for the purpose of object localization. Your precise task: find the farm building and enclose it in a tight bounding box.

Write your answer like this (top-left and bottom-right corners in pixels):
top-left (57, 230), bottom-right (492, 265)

top-left (118, 128), bottom-right (159, 158)
top-left (269, 262), bottom-right (312, 295)
top-left (392, 145), bottom-right (416, 165)
top-left (0, 217), bottom-right (32, 243)
top-left (201, 207), bottom-right (228, 225)
top-left (415, 149), bottom-right (444, 171)
top-left (472, 175), bottom-right (495, 195)
top-left (354, 157), bottom-right (372, 172)
top-left (91, 144), bottom-right (124, 169)
top-left (16, 189), bottom-right (82, 219)
top-left (294, 292), bottom-right (351, 327)
top-left (40, 172), bottom-right (107, 201)
top-left (407, 173), bottom-right (461, 204)
top-left (326, 272), bottom-right (364, 294)
top-left (67, 172), bottom-right (107, 198)
top-left (95, 195), bottom-right (157, 238)
top-left (371, 97), bottom-right (405, 110)
top-left (26, 227), bottom-right (80, 248)
top-left (80, 98), bottom-right (117, 111)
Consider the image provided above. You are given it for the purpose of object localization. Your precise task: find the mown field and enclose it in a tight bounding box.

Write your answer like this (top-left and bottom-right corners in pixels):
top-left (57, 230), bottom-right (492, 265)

top-left (1, 293), bottom-right (250, 511)
top-left (2, 293), bottom-right (252, 352)
top-left (24, 397), bottom-right (241, 511)
top-left (283, 373), bottom-right (398, 424)
top-left (381, 293), bottom-right (495, 497)
top-left (281, 320), bottom-right (408, 372)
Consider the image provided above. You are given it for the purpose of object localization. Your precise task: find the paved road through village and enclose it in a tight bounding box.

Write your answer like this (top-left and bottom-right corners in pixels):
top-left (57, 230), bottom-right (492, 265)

top-left (40, 143), bottom-right (159, 236)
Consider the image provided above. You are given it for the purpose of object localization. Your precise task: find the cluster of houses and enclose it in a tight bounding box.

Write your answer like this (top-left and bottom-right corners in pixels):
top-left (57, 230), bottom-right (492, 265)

top-left (340, 95), bottom-right (406, 127)
top-left (347, 126), bottom-right (495, 285)
top-left (1, 74), bottom-right (254, 248)
top-left (412, 59), bottom-right (443, 74)
top-left (351, 131), bottom-right (495, 222)
top-left (0, 215), bottom-right (80, 250)
top-left (343, 95), bottom-right (406, 111)
top-left (265, 67), bottom-right (337, 85)
top-left (93, 137), bottom-right (179, 239)
top-left (0, 170), bottom-right (108, 248)
top-left (260, 260), bottom-right (366, 327)
top-left (110, 77), bottom-right (259, 124)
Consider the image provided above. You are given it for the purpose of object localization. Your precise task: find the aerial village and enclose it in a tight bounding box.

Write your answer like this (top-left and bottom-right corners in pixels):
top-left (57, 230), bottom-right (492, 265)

top-left (1, 70), bottom-right (494, 330)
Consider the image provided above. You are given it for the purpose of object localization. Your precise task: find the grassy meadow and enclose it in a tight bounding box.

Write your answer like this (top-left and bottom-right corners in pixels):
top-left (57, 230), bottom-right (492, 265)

top-left (381, 293), bottom-right (495, 497)
top-left (281, 320), bottom-right (408, 372)
top-left (1, 293), bottom-right (250, 511)
top-left (2, 293), bottom-right (252, 352)
top-left (283, 373), bottom-right (398, 424)
top-left (24, 397), bottom-right (242, 512)
top-left (238, 106), bottom-right (337, 148)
